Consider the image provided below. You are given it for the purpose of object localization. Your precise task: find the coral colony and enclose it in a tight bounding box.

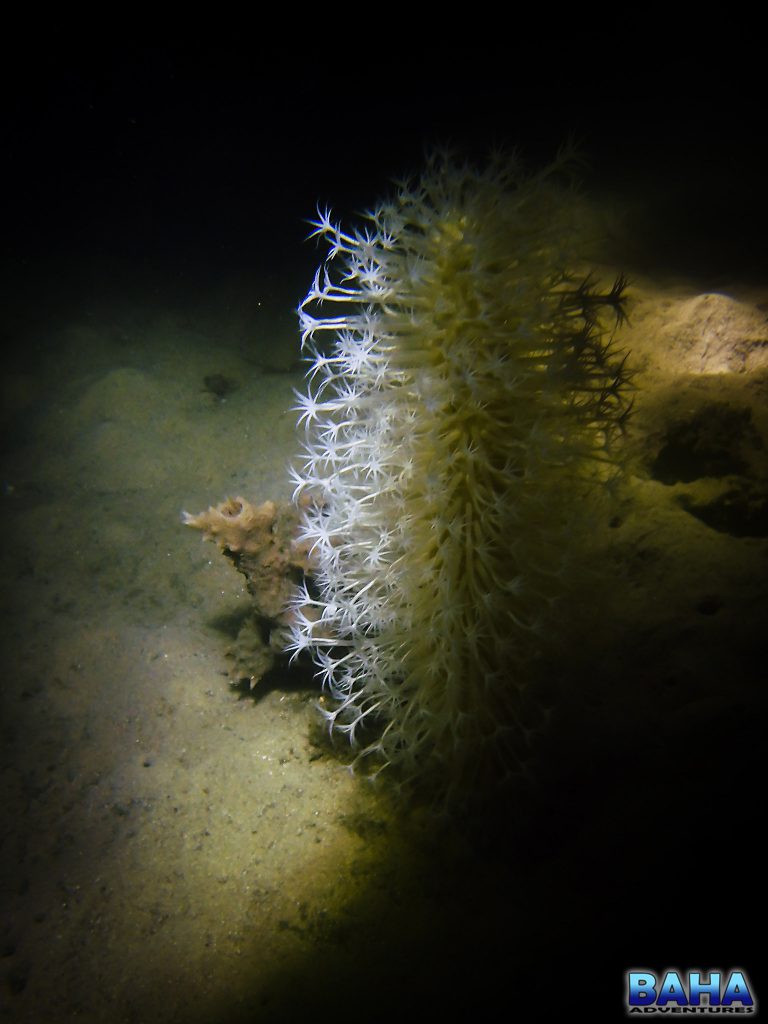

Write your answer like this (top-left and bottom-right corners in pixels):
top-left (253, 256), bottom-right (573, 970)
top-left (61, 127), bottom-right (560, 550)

top-left (287, 153), bottom-right (630, 798)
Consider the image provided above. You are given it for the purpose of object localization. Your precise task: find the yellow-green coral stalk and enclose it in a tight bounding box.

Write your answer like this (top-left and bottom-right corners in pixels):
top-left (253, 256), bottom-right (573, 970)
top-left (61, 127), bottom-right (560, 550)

top-left (288, 153), bottom-right (629, 795)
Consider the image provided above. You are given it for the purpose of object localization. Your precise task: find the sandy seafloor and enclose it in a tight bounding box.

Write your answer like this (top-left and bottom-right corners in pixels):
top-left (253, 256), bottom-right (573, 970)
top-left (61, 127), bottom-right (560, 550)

top-left (1, 236), bottom-right (767, 1021)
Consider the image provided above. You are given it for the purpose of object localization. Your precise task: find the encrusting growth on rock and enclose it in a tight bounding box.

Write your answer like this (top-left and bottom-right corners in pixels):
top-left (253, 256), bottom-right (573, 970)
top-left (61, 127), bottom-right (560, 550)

top-left (184, 497), bottom-right (316, 688)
